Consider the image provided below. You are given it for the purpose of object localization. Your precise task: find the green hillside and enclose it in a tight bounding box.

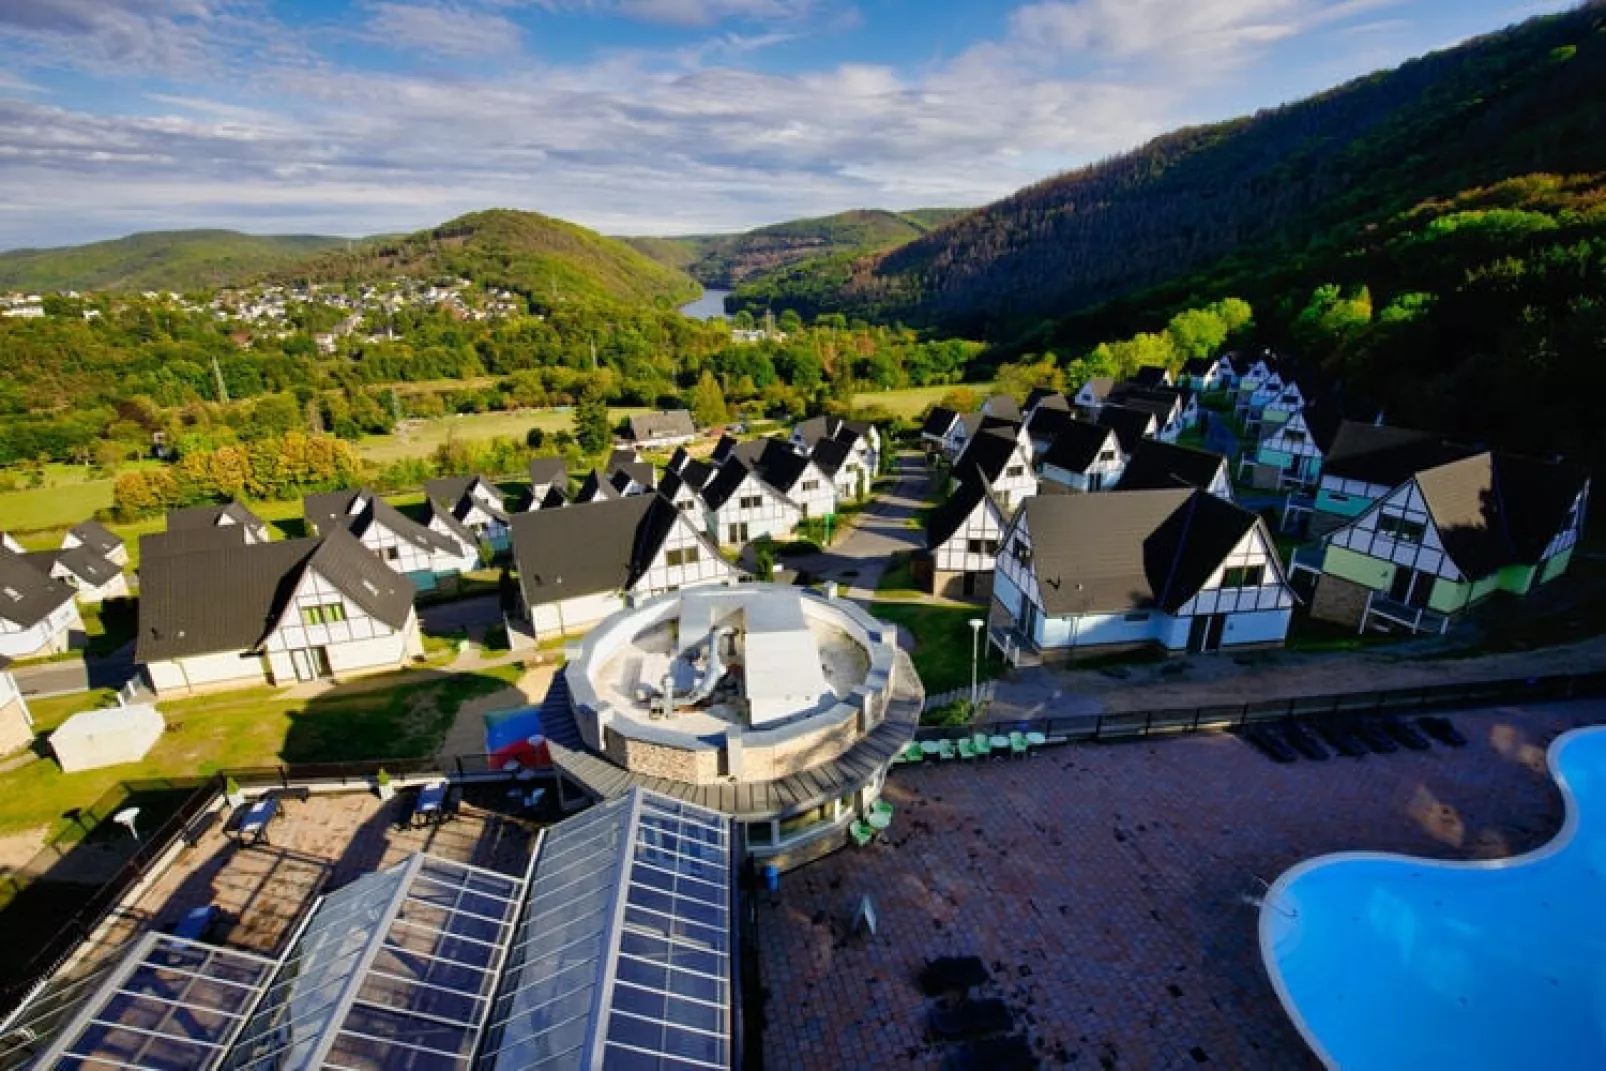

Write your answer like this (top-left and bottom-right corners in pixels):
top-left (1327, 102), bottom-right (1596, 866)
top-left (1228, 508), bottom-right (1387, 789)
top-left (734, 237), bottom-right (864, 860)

top-left (0, 230), bottom-right (345, 293)
top-left (625, 207), bottom-right (966, 288)
top-left (735, 4), bottom-right (1606, 334)
top-left (284, 209), bottom-right (699, 308)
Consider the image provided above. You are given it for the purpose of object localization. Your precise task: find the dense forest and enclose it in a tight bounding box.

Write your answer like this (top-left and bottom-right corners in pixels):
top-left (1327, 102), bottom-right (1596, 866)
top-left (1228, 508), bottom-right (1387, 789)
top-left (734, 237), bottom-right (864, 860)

top-left (0, 230), bottom-right (345, 293)
top-left (732, 4), bottom-right (1606, 336)
top-left (625, 208), bottom-right (964, 289)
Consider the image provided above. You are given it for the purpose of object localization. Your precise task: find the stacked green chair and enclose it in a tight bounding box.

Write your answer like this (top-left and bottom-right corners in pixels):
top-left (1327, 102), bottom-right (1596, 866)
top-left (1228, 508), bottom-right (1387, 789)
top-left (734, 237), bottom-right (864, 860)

top-left (850, 820), bottom-right (875, 847)
top-left (957, 737), bottom-right (977, 761)
top-left (938, 738), bottom-right (957, 761)
top-left (1010, 732), bottom-right (1029, 758)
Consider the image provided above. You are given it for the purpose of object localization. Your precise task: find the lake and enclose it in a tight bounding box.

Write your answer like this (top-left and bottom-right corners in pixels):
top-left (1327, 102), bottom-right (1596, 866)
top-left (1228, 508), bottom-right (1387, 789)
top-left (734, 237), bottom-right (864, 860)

top-left (678, 289), bottom-right (731, 320)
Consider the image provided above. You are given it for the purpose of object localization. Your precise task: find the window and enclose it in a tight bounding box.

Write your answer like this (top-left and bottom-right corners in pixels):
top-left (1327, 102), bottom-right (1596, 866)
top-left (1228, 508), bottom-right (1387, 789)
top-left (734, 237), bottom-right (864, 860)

top-left (666, 547), bottom-right (700, 567)
top-left (677, 498), bottom-right (696, 511)
top-left (1221, 565), bottom-right (1266, 589)
top-left (746, 822), bottom-right (776, 848)
top-left (728, 523), bottom-right (749, 544)
top-left (739, 494), bottom-right (763, 510)
top-left (1377, 514), bottom-right (1426, 544)
top-left (1006, 465), bottom-right (1024, 478)
top-left (1098, 450), bottom-right (1116, 462)
top-left (967, 538), bottom-right (999, 556)
top-left (300, 602), bottom-right (347, 625)
top-left (1283, 430), bottom-right (1306, 444)
top-left (1012, 538), bottom-right (1032, 566)
top-left (384, 546), bottom-right (400, 562)
top-left (802, 479), bottom-right (819, 492)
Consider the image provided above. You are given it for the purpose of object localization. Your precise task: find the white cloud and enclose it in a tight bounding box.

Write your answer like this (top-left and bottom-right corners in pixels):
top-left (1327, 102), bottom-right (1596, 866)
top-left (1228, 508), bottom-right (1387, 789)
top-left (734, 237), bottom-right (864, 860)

top-left (365, 1), bottom-right (524, 56)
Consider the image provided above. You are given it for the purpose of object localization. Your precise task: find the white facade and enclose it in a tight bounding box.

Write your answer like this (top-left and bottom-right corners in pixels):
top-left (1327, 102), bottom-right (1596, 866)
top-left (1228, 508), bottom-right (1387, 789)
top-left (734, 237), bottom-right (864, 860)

top-left (1072, 380), bottom-right (1110, 412)
top-left (1249, 410), bottom-right (1326, 488)
top-left (528, 514), bottom-right (740, 640)
top-left (785, 462), bottom-right (839, 520)
top-left (953, 434), bottom-right (1039, 511)
top-left (61, 531), bottom-right (128, 567)
top-left (991, 511), bottom-right (1292, 657)
top-left (706, 474), bottom-right (801, 546)
top-left (0, 596), bottom-right (83, 659)
top-left (358, 516), bottom-right (477, 587)
top-left (932, 496), bottom-right (1007, 581)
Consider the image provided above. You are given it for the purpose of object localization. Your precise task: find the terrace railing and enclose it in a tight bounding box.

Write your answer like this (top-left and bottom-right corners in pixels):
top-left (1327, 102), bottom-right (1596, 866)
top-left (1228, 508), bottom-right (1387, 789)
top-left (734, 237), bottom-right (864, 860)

top-left (913, 667), bottom-right (1606, 745)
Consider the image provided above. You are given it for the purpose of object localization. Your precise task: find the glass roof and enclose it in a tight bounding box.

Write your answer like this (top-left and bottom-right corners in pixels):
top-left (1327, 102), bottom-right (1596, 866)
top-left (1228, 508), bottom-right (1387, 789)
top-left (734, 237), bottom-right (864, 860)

top-left (13, 932), bottom-right (277, 1071)
top-left (477, 789), bottom-right (733, 1071)
top-left (223, 853), bottom-right (525, 1071)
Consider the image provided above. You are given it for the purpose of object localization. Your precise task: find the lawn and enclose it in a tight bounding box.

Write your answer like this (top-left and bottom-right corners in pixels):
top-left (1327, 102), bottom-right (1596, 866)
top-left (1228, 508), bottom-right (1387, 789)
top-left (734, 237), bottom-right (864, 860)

top-left (359, 406), bottom-right (652, 464)
top-left (853, 383), bottom-right (996, 419)
top-left (866, 601), bottom-right (998, 695)
top-left (874, 553), bottom-right (923, 600)
top-left (0, 663), bottom-right (522, 841)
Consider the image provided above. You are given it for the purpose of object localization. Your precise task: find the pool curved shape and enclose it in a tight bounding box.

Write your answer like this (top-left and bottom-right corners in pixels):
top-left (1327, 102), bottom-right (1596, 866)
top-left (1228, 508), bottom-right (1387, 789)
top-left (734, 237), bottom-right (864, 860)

top-left (1261, 725), bottom-right (1606, 1070)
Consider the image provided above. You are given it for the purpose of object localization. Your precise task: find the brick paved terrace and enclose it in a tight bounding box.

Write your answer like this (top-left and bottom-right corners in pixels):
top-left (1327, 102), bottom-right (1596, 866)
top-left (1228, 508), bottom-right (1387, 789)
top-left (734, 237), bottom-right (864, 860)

top-left (755, 698), bottom-right (1606, 1070)
top-left (104, 788), bottom-right (533, 959)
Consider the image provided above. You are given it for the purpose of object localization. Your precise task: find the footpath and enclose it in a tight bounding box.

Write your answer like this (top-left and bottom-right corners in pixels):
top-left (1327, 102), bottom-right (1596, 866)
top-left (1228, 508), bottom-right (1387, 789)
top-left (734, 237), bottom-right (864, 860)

top-left (988, 634), bottom-right (1606, 720)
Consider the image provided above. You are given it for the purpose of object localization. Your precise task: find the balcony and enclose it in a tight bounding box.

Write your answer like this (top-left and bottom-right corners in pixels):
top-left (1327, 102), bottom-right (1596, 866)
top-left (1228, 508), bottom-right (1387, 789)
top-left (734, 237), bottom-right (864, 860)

top-left (1362, 591), bottom-right (1451, 636)
top-left (1288, 543), bottom-right (1325, 577)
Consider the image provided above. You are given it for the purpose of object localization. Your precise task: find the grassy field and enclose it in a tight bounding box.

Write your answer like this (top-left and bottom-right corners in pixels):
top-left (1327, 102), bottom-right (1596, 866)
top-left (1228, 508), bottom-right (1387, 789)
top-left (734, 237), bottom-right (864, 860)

top-left (0, 663), bottom-right (522, 841)
top-left (867, 601), bottom-right (999, 694)
top-left (360, 406), bottom-right (653, 463)
top-left (853, 383), bottom-right (996, 418)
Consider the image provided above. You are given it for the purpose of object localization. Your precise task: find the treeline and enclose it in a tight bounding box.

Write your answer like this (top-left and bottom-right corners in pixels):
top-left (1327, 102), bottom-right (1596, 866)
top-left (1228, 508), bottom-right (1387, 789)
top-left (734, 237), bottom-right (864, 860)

top-left (112, 433), bottom-right (363, 517)
top-left (736, 5), bottom-right (1606, 335)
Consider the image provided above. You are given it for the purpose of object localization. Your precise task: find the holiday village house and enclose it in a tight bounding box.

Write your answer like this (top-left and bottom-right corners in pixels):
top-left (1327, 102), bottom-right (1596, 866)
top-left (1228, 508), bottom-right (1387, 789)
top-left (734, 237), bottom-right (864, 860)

top-left (304, 488), bottom-right (479, 593)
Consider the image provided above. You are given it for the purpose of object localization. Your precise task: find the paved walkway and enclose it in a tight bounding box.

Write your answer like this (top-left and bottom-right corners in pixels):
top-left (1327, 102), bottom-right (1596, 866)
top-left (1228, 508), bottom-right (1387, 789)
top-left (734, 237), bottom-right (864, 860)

top-left (989, 634), bottom-right (1606, 721)
top-left (757, 698), bottom-right (1604, 1070)
top-left (786, 454), bottom-right (928, 600)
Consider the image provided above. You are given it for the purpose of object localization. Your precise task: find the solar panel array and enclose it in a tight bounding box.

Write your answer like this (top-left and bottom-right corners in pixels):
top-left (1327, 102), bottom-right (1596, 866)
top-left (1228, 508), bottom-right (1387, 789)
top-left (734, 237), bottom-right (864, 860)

top-left (23, 933), bottom-right (276, 1071)
top-left (477, 791), bottom-right (733, 1071)
top-left (223, 854), bottom-right (524, 1071)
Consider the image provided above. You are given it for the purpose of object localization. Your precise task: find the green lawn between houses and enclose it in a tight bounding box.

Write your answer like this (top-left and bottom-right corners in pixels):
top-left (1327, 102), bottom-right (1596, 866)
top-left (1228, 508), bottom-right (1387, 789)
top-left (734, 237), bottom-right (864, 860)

top-left (0, 663), bottom-right (522, 843)
top-left (867, 601), bottom-right (999, 696)
top-left (852, 382), bottom-right (996, 418)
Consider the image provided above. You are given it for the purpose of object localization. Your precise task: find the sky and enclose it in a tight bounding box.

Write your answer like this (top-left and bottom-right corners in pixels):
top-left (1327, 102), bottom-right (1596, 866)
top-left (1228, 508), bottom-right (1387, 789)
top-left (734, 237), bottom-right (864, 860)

top-left (0, 0), bottom-right (1581, 249)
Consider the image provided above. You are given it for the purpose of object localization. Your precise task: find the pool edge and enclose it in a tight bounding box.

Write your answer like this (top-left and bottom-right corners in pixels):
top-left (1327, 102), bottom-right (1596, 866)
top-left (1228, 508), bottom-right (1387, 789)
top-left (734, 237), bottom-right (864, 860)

top-left (1255, 723), bottom-right (1601, 1069)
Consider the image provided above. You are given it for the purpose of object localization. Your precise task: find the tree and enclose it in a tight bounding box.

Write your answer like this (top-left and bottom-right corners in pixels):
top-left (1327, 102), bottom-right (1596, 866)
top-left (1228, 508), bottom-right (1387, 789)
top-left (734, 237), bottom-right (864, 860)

top-left (573, 385), bottom-right (612, 455)
top-left (526, 427), bottom-right (546, 450)
top-left (689, 371), bottom-right (729, 426)
top-left (753, 536), bottom-right (775, 582)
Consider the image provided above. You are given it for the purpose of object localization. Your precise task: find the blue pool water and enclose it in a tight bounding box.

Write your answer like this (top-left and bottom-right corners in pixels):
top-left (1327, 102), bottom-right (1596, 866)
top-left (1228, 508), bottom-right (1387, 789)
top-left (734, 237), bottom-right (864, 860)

top-left (1261, 726), bottom-right (1606, 1069)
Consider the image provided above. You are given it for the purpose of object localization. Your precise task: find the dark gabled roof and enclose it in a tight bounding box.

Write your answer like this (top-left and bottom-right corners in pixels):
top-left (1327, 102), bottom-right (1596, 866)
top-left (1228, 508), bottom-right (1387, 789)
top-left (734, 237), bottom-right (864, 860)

top-left (1017, 489), bottom-right (1264, 616)
top-left (1322, 422), bottom-right (1465, 486)
top-left (67, 520), bottom-right (122, 557)
top-left (608, 448), bottom-right (642, 470)
top-left (423, 497), bottom-right (479, 546)
top-left (0, 552), bottom-right (75, 629)
top-left (166, 502), bottom-right (266, 536)
top-left (665, 447), bottom-right (693, 474)
top-left (952, 426), bottom-right (1023, 485)
top-left (1076, 376), bottom-right (1114, 403)
top-left (304, 527), bottom-right (416, 626)
top-left (1117, 439), bottom-right (1228, 494)
top-left (140, 525), bottom-right (249, 560)
top-left (537, 485), bottom-right (568, 510)
top-left (511, 495), bottom-right (684, 606)
top-left (809, 437), bottom-right (852, 477)
top-left (709, 435), bottom-right (740, 465)
top-left (25, 546), bottom-right (121, 586)
top-left (1413, 452), bottom-right (1587, 578)
top-left (752, 439), bottom-right (811, 493)
top-left (1300, 404), bottom-right (1346, 454)
top-left (700, 456), bottom-right (754, 509)
top-left (1132, 365), bottom-right (1171, 388)
top-left (1179, 357), bottom-right (1212, 377)
top-left (1024, 388), bottom-right (1066, 413)
top-left (678, 458), bottom-right (714, 491)
top-left (791, 415), bottom-right (837, 449)
top-left (1105, 386), bottom-right (1180, 424)
top-left (606, 457), bottom-right (656, 491)
top-left (313, 489), bottom-right (467, 556)
top-left (138, 529), bottom-right (414, 663)
top-left (982, 394), bottom-right (1022, 421)
top-left (527, 457), bottom-right (568, 487)
top-left (1027, 403), bottom-right (1075, 445)
top-left (424, 474), bottom-right (503, 509)
top-left (303, 489), bottom-right (366, 536)
top-left (367, 496), bottom-right (465, 556)
top-left (574, 469), bottom-right (622, 504)
top-left (628, 410), bottom-right (696, 441)
top-left (1043, 420), bottom-right (1120, 474)
top-left (729, 439), bottom-right (767, 467)
top-left (925, 474), bottom-right (1005, 551)
top-left (1095, 405), bottom-right (1157, 453)
top-left (920, 406), bottom-right (960, 438)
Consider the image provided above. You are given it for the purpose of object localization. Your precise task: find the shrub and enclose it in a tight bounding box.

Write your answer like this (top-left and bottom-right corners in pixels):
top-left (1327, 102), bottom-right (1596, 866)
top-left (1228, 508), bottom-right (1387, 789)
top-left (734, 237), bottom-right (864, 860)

top-left (921, 699), bottom-right (974, 728)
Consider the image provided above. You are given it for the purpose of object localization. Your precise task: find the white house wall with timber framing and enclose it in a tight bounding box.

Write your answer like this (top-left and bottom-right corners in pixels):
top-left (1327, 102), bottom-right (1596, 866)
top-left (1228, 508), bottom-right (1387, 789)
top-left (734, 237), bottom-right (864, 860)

top-left (1246, 409), bottom-right (1325, 488)
top-left (258, 568), bottom-right (424, 686)
top-left (927, 483), bottom-right (1008, 599)
top-left (703, 465), bottom-right (801, 546)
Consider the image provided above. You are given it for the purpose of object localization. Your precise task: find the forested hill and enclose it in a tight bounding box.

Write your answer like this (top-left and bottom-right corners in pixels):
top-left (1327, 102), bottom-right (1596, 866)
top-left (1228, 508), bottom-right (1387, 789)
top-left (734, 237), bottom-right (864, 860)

top-left (0, 230), bottom-right (345, 293)
top-left (284, 209), bottom-right (699, 308)
top-left (733, 3), bottom-right (1606, 334)
top-left (625, 208), bottom-right (965, 288)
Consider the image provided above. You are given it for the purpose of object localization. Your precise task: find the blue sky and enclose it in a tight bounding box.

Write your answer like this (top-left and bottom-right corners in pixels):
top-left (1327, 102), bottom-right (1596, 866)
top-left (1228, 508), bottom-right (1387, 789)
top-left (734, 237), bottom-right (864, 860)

top-left (0, 0), bottom-right (1579, 249)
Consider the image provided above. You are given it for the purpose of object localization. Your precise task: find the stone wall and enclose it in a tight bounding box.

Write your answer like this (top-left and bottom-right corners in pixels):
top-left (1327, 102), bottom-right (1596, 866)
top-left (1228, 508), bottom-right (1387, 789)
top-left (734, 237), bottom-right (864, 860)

top-left (931, 568), bottom-right (992, 600)
top-left (743, 716), bottom-right (858, 782)
top-left (1310, 573), bottom-right (1371, 628)
top-left (604, 731), bottom-right (720, 784)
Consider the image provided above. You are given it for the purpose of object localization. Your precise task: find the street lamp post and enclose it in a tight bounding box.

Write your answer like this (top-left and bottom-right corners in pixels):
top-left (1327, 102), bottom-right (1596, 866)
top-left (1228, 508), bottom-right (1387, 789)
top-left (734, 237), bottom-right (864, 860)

top-left (968, 617), bottom-right (984, 707)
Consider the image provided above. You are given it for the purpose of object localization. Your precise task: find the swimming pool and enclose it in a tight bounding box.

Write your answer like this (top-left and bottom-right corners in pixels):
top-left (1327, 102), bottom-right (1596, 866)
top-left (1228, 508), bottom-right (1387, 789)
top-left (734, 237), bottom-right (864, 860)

top-left (1260, 725), bottom-right (1606, 1069)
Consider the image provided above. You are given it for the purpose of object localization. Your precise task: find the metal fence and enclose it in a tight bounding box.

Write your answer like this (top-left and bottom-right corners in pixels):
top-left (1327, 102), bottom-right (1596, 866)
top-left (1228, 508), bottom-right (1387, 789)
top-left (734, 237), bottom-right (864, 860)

top-left (912, 669), bottom-right (1606, 744)
top-left (921, 681), bottom-right (997, 712)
